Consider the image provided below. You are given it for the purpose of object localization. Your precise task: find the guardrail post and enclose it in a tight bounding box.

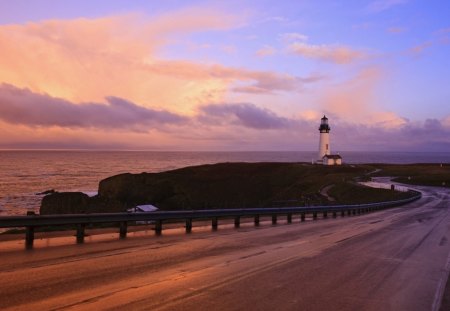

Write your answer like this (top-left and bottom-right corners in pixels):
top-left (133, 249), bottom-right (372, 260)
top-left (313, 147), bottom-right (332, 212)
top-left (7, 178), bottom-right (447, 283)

top-left (333, 211), bottom-right (337, 218)
top-left (234, 216), bottom-right (240, 228)
top-left (155, 220), bottom-right (162, 235)
top-left (25, 226), bottom-right (34, 248)
top-left (287, 214), bottom-right (292, 224)
top-left (323, 211), bottom-right (328, 218)
top-left (254, 215), bottom-right (260, 226)
top-left (301, 213), bottom-right (305, 221)
top-left (352, 209), bottom-right (356, 215)
top-left (272, 215), bottom-right (277, 225)
top-left (119, 221), bottom-right (127, 239)
top-left (347, 210), bottom-right (351, 216)
top-left (357, 209), bottom-right (361, 215)
top-left (341, 210), bottom-right (345, 217)
top-left (25, 211), bottom-right (36, 248)
top-left (212, 217), bottom-right (218, 230)
top-left (186, 218), bottom-right (192, 233)
top-left (313, 212), bottom-right (317, 220)
top-left (76, 224), bottom-right (85, 243)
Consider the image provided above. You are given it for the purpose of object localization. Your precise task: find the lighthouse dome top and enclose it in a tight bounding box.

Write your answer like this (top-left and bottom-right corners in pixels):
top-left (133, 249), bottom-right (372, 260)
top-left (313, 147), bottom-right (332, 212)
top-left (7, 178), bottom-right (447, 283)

top-left (321, 115), bottom-right (328, 121)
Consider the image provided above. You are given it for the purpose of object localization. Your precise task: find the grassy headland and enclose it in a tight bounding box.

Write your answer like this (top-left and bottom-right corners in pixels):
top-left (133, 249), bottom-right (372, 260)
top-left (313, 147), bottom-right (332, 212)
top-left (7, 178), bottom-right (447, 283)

top-left (372, 163), bottom-right (450, 188)
top-left (41, 162), bottom-right (419, 214)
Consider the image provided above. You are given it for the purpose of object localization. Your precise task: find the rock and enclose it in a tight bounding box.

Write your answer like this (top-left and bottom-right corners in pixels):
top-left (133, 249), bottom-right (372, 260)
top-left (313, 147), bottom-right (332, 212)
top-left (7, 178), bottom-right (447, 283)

top-left (40, 192), bottom-right (90, 215)
top-left (36, 189), bottom-right (56, 195)
top-left (40, 191), bottom-right (126, 215)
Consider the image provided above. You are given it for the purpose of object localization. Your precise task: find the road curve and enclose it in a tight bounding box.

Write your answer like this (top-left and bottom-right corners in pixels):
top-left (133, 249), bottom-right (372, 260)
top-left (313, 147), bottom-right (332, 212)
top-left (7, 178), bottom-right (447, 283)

top-left (0, 183), bottom-right (449, 311)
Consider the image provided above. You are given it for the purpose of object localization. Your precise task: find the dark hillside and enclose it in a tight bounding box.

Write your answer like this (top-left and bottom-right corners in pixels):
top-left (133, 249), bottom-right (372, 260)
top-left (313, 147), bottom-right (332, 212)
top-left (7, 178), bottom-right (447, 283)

top-left (41, 162), bottom-right (416, 214)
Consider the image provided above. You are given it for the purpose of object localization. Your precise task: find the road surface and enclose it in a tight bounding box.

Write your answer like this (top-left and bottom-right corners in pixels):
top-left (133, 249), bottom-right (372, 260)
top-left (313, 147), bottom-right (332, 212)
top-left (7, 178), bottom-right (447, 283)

top-left (0, 183), bottom-right (449, 311)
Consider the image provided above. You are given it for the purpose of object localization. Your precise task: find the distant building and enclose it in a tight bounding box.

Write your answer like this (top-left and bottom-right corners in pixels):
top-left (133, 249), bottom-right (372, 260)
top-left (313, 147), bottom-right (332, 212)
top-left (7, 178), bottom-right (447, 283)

top-left (127, 204), bottom-right (158, 213)
top-left (317, 115), bottom-right (342, 165)
top-left (127, 204), bottom-right (158, 225)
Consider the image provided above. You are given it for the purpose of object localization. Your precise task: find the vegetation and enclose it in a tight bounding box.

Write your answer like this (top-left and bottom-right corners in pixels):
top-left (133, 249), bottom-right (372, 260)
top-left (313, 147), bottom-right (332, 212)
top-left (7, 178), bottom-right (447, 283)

top-left (327, 182), bottom-right (413, 205)
top-left (41, 162), bottom-right (441, 214)
top-left (88, 162), bottom-right (412, 211)
top-left (372, 164), bottom-right (450, 188)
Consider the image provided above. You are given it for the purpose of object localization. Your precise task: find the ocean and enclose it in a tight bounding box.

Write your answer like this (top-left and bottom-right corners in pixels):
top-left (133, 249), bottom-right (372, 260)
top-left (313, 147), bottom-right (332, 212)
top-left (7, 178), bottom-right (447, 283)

top-left (0, 150), bottom-right (449, 216)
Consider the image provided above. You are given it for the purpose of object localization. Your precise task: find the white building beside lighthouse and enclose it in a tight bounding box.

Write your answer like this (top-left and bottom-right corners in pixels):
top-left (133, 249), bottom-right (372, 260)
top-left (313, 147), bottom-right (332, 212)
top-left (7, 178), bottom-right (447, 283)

top-left (317, 115), bottom-right (342, 165)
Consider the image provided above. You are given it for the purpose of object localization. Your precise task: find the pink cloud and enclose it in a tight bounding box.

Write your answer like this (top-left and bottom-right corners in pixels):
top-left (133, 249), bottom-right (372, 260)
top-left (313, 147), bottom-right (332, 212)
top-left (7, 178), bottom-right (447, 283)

top-left (0, 84), bottom-right (187, 130)
top-left (256, 45), bottom-right (276, 57)
top-left (387, 27), bottom-right (407, 34)
top-left (0, 9), bottom-right (244, 114)
top-left (316, 66), bottom-right (406, 128)
top-left (279, 32), bottom-right (308, 42)
top-left (143, 60), bottom-right (323, 94)
top-left (435, 28), bottom-right (450, 45)
top-left (408, 41), bottom-right (433, 56)
top-left (0, 83), bottom-right (449, 151)
top-left (199, 103), bottom-right (290, 129)
top-left (288, 42), bottom-right (365, 64)
top-left (366, 0), bottom-right (408, 13)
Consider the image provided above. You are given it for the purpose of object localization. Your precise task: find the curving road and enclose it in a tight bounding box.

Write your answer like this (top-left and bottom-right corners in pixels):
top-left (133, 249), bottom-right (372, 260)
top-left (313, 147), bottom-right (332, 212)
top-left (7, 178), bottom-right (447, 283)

top-left (0, 182), bottom-right (449, 311)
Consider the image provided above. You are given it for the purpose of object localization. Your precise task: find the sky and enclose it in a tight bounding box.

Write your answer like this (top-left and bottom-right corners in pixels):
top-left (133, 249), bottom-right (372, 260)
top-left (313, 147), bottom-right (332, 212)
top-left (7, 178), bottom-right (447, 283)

top-left (0, 0), bottom-right (449, 151)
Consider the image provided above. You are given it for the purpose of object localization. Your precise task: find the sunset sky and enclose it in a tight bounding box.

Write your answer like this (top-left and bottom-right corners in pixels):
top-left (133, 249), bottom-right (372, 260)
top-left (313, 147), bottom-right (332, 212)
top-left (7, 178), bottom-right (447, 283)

top-left (0, 0), bottom-right (449, 151)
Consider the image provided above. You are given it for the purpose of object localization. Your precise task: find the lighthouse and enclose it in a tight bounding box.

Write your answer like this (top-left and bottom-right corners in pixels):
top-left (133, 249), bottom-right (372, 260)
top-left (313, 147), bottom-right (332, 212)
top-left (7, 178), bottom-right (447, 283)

top-left (317, 115), bottom-right (342, 165)
top-left (318, 115), bottom-right (331, 160)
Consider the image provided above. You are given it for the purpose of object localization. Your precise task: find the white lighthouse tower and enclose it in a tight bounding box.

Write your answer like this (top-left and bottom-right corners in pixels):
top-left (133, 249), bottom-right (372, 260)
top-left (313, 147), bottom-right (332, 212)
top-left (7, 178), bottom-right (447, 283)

top-left (318, 115), bottom-right (331, 160)
top-left (317, 115), bottom-right (342, 165)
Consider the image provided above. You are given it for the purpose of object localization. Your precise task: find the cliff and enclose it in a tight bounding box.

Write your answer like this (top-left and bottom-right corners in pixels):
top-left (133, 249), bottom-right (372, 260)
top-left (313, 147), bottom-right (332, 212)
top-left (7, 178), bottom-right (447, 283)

top-left (40, 162), bottom-right (412, 214)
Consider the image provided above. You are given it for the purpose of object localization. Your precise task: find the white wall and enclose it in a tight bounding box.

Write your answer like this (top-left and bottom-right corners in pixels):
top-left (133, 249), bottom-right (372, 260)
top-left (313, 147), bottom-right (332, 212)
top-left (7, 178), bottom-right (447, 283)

top-left (318, 132), bottom-right (330, 160)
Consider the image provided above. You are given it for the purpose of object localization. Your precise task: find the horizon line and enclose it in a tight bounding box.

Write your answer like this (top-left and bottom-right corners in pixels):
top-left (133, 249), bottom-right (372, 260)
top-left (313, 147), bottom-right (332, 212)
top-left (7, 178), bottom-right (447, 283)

top-left (0, 149), bottom-right (449, 153)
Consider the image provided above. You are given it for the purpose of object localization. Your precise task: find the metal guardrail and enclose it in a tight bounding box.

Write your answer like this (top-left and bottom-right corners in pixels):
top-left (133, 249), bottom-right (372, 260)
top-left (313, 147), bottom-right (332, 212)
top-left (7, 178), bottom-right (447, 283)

top-left (0, 190), bottom-right (422, 248)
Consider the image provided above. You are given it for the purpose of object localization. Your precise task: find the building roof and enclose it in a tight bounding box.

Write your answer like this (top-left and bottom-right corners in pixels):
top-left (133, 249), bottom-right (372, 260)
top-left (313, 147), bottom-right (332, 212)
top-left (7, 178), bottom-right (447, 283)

top-left (323, 154), bottom-right (342, 159)
top-left (127, 204), bottom-right (158, 213)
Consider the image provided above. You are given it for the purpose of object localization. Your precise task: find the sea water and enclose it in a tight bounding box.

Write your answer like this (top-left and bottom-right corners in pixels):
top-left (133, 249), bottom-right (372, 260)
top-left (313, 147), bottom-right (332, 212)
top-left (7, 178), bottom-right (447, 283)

top-left (0, 150), bottom-right (449, 216)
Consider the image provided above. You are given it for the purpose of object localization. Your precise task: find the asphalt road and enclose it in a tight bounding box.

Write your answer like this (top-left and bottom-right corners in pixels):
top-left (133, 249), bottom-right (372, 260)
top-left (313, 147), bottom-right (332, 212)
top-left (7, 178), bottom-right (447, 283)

top-left (0, 183), bottom-right (449, 311)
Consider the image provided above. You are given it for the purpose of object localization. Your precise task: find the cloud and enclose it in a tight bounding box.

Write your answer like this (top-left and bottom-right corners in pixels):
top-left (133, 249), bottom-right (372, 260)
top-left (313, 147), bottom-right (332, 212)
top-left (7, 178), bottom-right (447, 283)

top-left (279, 32), bottom-right (308, 42)
top-left (0, 84), bottom-right (187, 130)
top-left (443, 116), bottom-right (450, 128)
top-left (318, 66), bottom-right (392, 123)
top-left (434, 28), bottom-right (450, 45)
top-left (0, 10), bottom-right (326, 118)
top-left (221, 45), bottom-right (237, 54)
top-left (232, 72), bottom-right (323, 94)
top-left (256, 45), bottom-right (276, 57)
top-left (262, 16), bottom-right (289, 23)
top-left (199, 103), bottom-right (291, 129)
top-left (366, 0), bottom-right (408, 13)
top-left (408, 41), bottom-right (433, 56)
top-left (387, 27), bottom-right (407, 34)
top-left (288, 42), bottom-right (365, 64)
top-left (0, 9), bottom-right (245, 114)
top-left (144, 60), bottom-right (323, 94)
top-left (0, 84), bottom-right (449, 151)
top-left (331, 118), bottom-right (450, 151)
